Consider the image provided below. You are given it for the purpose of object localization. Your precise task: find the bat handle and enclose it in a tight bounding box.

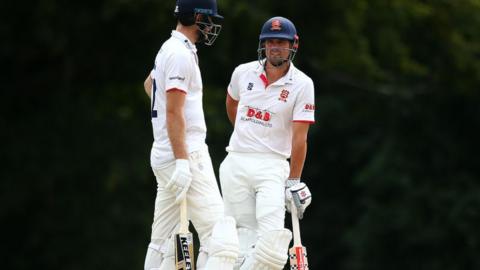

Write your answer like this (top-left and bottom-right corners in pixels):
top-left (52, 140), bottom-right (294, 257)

top-left (180, 198), bottom-right (188, 233)
top-left (291, 200), bottom-right (302, 246)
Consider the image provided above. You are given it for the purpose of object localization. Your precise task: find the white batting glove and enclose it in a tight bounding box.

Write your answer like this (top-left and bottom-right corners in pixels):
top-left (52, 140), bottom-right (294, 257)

top-left (165, 159), bottom-right (192, 204)
top-left (285, 178), bottom-right (312, 219)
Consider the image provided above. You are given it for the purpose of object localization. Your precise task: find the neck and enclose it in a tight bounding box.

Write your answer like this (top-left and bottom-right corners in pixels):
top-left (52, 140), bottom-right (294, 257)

top-left (176, 23), bottom-right (198, 44)
top-left (265, 61), bottom-right (290, 84)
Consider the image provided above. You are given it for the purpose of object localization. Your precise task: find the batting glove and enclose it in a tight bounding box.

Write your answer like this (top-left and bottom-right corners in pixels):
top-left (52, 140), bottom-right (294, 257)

top-left (285, 178), bottom-right (312, 219)
top-left (165, 159), bottom-right (193, 204)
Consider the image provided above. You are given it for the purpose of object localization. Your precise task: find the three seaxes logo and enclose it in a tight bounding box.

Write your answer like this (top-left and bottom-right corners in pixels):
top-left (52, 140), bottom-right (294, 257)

top-left (278, 89), bottom-right (289, 102)
top-left (271, 19), bottom-right (282, 31)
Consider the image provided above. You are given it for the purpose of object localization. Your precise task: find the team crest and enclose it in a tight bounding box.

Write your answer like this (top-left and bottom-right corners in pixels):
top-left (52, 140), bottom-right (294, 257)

top-left (271, 19), bottom-right (282, 31)
top-left (247, 82), bottom-right (254, 90)
top-left (279, 89), bottom-right (289, 102)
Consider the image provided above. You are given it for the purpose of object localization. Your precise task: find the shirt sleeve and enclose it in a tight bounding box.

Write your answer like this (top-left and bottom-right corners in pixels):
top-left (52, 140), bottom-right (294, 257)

top-left (293, 79), bottom-right (315, 123)
top-left (164, 51), bottom-right (192, 93)
top-left (227, 66), bottom-right (240, 101)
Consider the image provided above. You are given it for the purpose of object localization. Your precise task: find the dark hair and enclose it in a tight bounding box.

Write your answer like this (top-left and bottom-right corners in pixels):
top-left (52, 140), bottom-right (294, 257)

top-left (175, 13), bottom-right (196, 26)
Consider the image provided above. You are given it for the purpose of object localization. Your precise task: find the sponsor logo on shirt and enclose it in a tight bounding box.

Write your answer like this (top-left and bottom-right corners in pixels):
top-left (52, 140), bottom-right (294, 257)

top-left (303, 103), bottom-right (315, 112)
top-left (278, 89), bottom-right (289, 102)
top-left (169, 76), bottom-right (185, 81)
top-left (240, 107), bottom-right (273, 127)
top-left (247, 82), bottom-right (254, 91)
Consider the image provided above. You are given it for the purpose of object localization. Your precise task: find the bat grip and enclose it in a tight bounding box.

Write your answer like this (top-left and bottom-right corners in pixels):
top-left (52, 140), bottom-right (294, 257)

top-left (180, 198), bottom-right (188, 233)
top-left (291, 200), bottom-right (302, 246)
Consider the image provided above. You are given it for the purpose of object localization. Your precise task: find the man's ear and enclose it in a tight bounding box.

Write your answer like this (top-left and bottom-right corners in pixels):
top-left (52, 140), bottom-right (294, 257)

top-left (194, 13), bottom-right (203, 23)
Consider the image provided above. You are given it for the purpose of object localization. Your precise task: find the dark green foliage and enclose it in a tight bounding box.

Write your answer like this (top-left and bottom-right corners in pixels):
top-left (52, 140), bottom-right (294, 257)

top-left (2, 0), bottom-right (479, 269)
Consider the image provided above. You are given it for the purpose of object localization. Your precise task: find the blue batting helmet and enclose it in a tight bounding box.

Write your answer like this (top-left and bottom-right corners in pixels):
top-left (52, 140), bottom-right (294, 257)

top-left (174, 0), bottom-right (223, 45)
top-left (174, 0), bottom-right (223, 46)
top-left (174, 0), bottom-right (223, 20)
top-left (259, 16), bottom-right (298, 42)
top-left (258, 16), bottom-right (299, 64)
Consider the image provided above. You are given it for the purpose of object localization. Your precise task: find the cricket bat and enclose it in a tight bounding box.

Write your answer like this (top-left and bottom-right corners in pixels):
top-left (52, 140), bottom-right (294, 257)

top-left (175, 198), bottom-right (195, 270)
top-left (289, 201), bottom-right (309, 270)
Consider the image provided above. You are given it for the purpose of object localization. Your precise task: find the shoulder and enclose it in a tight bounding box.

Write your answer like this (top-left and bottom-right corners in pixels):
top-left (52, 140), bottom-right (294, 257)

top-left (161, 38), bottom-right (191, 60)
top-left (292, 67), bottom-right (314, 89)
top-left (232, 60), bottom-right (261, 75)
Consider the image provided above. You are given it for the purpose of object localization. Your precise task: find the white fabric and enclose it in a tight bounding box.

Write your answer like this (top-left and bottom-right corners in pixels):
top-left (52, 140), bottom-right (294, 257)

top-left (285, 178), bottom-right (298, 213)
top-left (197, 247), bottom-right (208, 270)
top-left (206, 216), bottom-right (239, 257)
top-left (219, 152), bottom-right (289, 235)
top-left (144, 242), bottom-right (163, 270)
top-left (206, 257), bottom-right (237, 269)
top-left (204, 216), bottom-right (239, 270)
top-left (165, 159), bottom-right (193, 204)
top-left (145, 236), bottom-right (176, 270)
top-left (160, 236), bottom-right (175, 269)
top-left (226, 60), bottom-right (315, 159)
top-left (145, 147), bottom-right (224, 268)
top-left (150, 30), bottom-right (206, 168)
top-left (202, 217), bottom-right (239, 270)
top-left (234, 228), bottom-right (258, 270)
top-left (286, 178), bottom-right (300, 188)
top-left (240, 229), bottom-right (292, 270)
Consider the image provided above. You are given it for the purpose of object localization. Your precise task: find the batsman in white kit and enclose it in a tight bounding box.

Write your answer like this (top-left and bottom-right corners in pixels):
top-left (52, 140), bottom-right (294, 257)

top-left (220, 16), bottom-right (314, 270)
top-left (143, 0), bottom-right (239, 269)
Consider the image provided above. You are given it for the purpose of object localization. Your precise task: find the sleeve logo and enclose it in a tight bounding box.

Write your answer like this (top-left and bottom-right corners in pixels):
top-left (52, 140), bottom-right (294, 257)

top-left (303, 104), bottom-right (315, 112)
top-left (169, 76), bottom-right (185, 81)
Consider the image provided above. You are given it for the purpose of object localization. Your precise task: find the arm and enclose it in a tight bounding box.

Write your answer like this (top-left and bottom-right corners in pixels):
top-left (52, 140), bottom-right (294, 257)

top-left (286, 122), bottom-right (312, 219)
top-left (144, 74), bottom-right (153, 98)
top-left (289, 122), bottom-right (310, 179)
top-left (226, 92), bottom-right (239, 126)
top-left (166, 89), bottom-right (188, 159)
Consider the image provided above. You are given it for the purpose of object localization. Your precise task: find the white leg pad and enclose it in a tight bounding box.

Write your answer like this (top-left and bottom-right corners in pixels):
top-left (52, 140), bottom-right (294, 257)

top-left (204, 216), bottom-right (240, 270)
top-left (234, 227), bottom-right (257, 270)
top-left (240, 229), bottom-right (292, 270)
top-left (158, 236), bottom-right (175, 270)
top-left (196, 247), bottom-right (208, 270)
top-left (144, 242), bottom-right (163, 270)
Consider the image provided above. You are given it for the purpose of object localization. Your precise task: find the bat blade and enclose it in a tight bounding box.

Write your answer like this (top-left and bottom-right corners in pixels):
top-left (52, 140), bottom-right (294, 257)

top-left (289, 245), bottom-right (308, 270)
top-left (289, 200), bottom-right (308, 270)
top-left (175, 232), bottom-right (195, 270)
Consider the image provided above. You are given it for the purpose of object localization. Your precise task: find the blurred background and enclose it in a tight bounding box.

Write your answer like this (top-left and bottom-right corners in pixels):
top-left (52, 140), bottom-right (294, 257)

top-left (2, 0), bottom-right (479, 269)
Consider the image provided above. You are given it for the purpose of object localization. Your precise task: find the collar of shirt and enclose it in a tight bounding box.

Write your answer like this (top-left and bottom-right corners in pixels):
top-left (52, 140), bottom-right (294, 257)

top-left (254, 59), bottom-right (296, 86)
top-left (171, 30), bottom-right (197, 53)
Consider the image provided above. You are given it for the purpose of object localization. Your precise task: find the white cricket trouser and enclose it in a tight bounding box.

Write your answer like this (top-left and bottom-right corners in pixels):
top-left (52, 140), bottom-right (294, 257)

top-left (219, 152), bottom-right (290, 235)
top-left (149, 146), bottom-right (224, 246)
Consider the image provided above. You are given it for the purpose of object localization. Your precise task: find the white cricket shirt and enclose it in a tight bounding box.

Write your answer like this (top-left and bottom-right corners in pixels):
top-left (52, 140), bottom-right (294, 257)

top-left (150, 30), bottom-right (206, 168)
top-left (227, 60), bottom-right (315, 159)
